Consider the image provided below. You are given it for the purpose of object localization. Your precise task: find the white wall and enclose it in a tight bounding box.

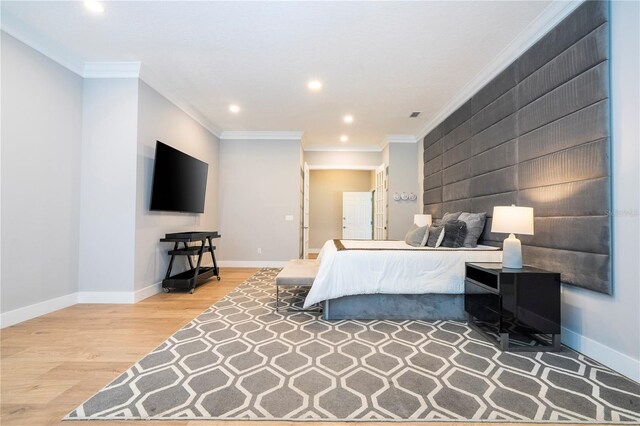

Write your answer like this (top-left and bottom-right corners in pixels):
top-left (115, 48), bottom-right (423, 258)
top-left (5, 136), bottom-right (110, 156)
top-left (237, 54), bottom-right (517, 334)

top-left (219, 139), bottom-right (301, 264)
top-left (78, 78), bottom-right (139, 294)
top-left (560, 0), bottom-right (640, 381)
top-left (135, 81), bottom-right (220, 293)
top-left (304, 150), bottom-right (382, 169)
top-left (0, 33), bottom-right (82, 316)
top-left (386, 143), bottom-right (420, 240)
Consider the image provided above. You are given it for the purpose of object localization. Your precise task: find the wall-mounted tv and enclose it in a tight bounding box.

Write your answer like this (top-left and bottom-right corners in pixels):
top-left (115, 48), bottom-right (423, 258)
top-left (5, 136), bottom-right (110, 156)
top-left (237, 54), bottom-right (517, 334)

top-left (150, 141), bottom-right (208, 213)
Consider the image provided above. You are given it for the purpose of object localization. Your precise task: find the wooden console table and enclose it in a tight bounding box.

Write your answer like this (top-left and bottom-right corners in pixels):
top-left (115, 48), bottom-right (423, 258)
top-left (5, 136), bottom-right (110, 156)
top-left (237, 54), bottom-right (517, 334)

top-left (160, 231), bottom-right (221, 294)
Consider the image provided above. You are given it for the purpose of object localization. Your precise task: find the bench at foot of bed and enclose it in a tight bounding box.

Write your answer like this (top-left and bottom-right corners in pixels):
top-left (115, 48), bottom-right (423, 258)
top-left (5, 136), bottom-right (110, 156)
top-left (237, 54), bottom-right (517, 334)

top-left (323, 293), bottom-right (465, 321)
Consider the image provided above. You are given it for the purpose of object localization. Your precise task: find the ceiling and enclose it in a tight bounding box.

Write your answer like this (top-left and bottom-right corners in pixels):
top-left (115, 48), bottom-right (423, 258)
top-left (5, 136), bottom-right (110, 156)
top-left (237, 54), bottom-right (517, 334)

top-left (2, 1), bottom-right (576, 150)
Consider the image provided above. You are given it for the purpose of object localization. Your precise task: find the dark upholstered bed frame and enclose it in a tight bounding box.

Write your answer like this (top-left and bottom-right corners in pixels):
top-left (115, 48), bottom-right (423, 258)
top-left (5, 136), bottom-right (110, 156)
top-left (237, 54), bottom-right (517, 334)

top-left (423, 1), bottom-right (611, 294)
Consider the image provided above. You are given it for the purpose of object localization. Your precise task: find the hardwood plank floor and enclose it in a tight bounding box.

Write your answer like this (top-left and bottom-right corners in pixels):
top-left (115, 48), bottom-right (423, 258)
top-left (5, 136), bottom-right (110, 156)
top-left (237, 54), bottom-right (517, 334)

top-left (1, 267), bottom-right (597, 426)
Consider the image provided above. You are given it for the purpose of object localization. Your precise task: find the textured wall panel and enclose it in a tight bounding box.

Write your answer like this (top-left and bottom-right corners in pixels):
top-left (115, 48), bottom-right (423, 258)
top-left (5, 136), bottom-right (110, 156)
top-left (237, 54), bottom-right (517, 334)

top-left (517, 178), bottom-right (610, 217)
top-left (443, 159), bottom-right (472, 185)
top-left (518, 139), bottom-right (609, 189)
top-left (471, 114), bottom-right (517, 155)
top-left (519, 216), bottom-right (610, 254)
top-left (423, 1), bottom-right (611, 293)
top-left (518, 62), bottom-right (608, 135)
top-left (472, 140), bottom-right (517, 176)
top-left (518, 99), bottom-right (609, 162)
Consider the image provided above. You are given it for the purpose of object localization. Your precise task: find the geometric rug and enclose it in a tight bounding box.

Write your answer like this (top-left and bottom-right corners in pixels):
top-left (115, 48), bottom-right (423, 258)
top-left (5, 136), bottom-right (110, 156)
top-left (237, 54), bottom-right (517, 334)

top-left (66, 269), bottom-right (640, 423)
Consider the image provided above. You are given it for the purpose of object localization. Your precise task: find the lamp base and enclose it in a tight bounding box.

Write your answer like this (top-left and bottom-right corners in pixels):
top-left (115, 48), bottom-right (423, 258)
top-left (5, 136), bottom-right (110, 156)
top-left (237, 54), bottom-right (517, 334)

top-left (502, 233), bottom-right (523, 269)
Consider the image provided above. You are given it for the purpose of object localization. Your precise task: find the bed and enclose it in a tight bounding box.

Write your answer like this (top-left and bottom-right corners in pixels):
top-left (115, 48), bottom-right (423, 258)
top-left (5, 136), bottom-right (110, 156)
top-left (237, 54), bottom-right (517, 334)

top-left (304, 239), bottom-right (502, 320)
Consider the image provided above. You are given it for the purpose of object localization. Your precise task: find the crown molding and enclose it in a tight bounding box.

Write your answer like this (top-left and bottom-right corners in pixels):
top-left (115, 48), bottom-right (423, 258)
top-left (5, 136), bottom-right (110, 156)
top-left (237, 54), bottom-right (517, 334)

top-left (1, 11), bottom-right (84, 76)
top-left (386, 135), bottom-right (417, 144)
top-left (83, 62), bottom-right (141, 78)
top-left (308, 165), bottom-right (379, 171)
top-left (139, 64), bottom-right (222, 137)
top-left (415, 0), bottom-right (584, 141)
top-left (220, 131), bottom-right (304, 141)
top-left (304, 144), bottom-right (382, 153)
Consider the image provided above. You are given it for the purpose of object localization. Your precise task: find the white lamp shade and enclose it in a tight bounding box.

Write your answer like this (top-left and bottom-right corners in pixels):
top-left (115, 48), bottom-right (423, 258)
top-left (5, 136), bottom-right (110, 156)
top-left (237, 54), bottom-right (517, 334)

top-left (414, 214), bottom-right (432, 227)
top-left (491, 205), bottom-right (534, 235)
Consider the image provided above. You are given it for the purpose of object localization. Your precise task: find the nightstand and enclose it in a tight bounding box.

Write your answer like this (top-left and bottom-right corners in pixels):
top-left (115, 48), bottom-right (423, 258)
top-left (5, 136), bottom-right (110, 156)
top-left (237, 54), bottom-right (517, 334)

top-left (464, 262), bottom-right (561, 352)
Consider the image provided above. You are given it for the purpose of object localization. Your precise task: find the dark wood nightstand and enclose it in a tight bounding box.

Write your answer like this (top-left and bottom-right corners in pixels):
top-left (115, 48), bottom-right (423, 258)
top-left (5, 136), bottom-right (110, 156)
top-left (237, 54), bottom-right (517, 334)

top-left (464, 262), bottom-right (561, 352)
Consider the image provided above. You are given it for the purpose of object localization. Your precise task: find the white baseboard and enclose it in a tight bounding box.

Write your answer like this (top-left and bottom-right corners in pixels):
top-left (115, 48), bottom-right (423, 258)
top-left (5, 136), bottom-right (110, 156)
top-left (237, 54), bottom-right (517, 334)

top-left (218, 260), bottom-right (288, 268)
top-left (77, 291), bottom-right (135, 304)
top-left (562, 326), bottom-right (640, 382)
top-left (134, 281), bottom-right (162, 302)
top-left (0, 292), bottom-right (78, 328)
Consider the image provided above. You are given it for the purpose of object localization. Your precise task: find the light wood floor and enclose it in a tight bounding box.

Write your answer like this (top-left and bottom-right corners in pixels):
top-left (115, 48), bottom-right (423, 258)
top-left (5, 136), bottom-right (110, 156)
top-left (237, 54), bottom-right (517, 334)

top-left (1, 267), bottom-right (598, 426)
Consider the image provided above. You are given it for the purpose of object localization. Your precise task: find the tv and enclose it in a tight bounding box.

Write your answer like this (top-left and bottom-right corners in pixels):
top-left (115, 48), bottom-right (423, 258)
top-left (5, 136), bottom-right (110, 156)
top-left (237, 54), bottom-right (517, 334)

top-left (150, 141), bottom-right (208, 213)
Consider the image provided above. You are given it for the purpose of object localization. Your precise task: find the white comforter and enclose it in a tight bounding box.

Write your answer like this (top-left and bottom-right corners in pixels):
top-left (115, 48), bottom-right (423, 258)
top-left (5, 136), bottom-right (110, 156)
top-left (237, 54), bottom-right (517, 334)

top-left (303, 240), bottom-right (502, 308)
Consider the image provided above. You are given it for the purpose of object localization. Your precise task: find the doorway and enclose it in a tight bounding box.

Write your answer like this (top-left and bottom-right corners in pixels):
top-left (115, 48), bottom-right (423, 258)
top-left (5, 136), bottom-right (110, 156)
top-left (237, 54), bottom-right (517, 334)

top-left (342, 192), bottom-right (373, 239)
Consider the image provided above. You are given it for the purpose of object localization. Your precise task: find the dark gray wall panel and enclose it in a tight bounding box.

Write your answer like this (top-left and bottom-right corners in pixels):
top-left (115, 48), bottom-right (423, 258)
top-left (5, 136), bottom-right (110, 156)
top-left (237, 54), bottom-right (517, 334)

top-left (471, 114), bottom-right (517, 155)
top-left (424, 139), bottom-right (443, 162)
top-left (519, 216), bottom-right (610, 254)
top-left (517, 178), bottom-right (610, 217)
top-left (425, 156), bottom-right (442, 176)
top-left (471, 88), bottom-right (516, 134)
top-left (521, 246), bottom-right (610, 293)
top-left (518, 24), bottom-right (608, 108)
top-left (471, 63), bottom-right (517, 114)
top-left (519, 100), bottom-right (609, 162)
top-left (519, 139), bottom-right (608, 189)
top-left (443, 138), bottom-right (473, 168)
top-left (422, 1), bottom-right (611, 294)
top-left (472, 140), bottom-right (517, 176)
top-left (518, 62), bottom-right (608, 135)
top-left (443, 179), bottom-right (471, 202)
top-left (470, 166), bottom-right (517, 197)
top-left (442, 199), bottom-right (473, 215)
top-left (424, 171), bottom-right (442, 191)
top-left (424, 187), bottom-right (442, 205)
top-left (442, 120), bottom-right (472, 152)
top-left (471, 192), bottom-right (518, 218)
top-left (517, 0), bottom-right (607, 81)
top-left (443, 159), bottom-right (472, 185)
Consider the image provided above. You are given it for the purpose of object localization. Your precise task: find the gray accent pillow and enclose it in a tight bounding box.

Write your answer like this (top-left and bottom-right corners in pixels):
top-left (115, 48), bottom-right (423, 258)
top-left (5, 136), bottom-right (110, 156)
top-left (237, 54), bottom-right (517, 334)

top-left (440, 220), bottom-right (468, 248)
top-left (458, 212), bottom-right (487, 248)
top-left (442, 211), bottom-right (462, 223)
top-left (404, 224), bottom-right (429, 247)
top-left (426, 225), bottom-right (445, 248)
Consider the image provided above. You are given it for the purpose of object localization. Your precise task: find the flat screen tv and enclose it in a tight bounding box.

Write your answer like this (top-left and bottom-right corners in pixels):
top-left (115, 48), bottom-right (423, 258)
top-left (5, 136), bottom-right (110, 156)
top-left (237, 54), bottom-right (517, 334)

top-left (150, 141), bottom-right (208, 213)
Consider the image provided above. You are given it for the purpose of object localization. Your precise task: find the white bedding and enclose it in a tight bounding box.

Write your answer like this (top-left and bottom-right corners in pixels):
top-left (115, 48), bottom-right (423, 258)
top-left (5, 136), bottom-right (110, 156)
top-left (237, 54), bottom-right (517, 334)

top-left (303, 239), bottom-right (502, 308)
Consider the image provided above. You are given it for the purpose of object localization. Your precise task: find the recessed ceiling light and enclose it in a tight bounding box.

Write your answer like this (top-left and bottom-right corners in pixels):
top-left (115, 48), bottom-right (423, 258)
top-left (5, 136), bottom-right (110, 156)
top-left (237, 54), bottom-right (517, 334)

top-left (307, 80), bottom-right (322, 91)
top-left (229, 104), bottom-right (240, 113)
top-left (84, 1), bottom-right (105, 14)
top-left (340, 135), bottom-right (349, 142)
top-left (343, 115), bottom-right (354, 123)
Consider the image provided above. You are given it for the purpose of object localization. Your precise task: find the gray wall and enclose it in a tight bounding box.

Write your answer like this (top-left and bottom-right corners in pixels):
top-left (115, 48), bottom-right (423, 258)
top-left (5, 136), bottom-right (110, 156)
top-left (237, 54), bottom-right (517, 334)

top-left (219, 139), bottom-right (301, 263)
top-left (134, 82), bottom-right (220, 292)
top-left (423, 0), bottom-right (611, 293)
top-left (387, 143), bottom-right (420, 240)
top-left (78, 78), bottom-right (139, 293)
top-left (1, 33), bottom-right (83, 313)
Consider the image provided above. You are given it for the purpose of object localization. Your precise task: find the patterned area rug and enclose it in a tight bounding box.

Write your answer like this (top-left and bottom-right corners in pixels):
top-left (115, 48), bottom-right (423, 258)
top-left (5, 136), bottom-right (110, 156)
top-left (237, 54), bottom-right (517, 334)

top-left (67, 269), bottom-right (640, 422)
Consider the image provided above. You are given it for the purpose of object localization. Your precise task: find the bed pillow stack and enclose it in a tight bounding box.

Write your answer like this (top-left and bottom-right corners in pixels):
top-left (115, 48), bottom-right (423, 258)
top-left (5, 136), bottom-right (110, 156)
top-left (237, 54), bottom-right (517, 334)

top-left (458, 212), bottom-right (487, 247)
top-left (434, 211), bottom-right (487, 248)
top-left (404, 224), bottom-right (430, 247)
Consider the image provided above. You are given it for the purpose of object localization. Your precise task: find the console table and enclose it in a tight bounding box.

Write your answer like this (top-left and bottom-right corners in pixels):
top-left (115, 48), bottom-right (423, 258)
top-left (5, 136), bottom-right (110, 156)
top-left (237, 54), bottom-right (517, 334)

top-left (464, 262), bottom-right (561, 351)
top-left (160, 231), bottom-right (221, 294)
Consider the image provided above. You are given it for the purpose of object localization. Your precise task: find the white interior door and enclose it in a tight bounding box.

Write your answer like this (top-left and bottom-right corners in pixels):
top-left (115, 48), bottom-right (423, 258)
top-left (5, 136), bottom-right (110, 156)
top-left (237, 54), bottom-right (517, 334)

top-left (343, 192), bottom-right (373, 239)
top-left (374, 164), bottom-right (387, 240)
top-left (302, 163), bottom-right (310, 258)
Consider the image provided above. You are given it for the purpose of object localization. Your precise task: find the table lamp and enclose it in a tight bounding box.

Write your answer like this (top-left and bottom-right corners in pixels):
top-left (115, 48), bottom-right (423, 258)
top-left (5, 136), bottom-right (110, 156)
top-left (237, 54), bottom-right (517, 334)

top-left (491, 205), bottom-right (534, 269)
top-left (414, 214), bottom-right (432, 227)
